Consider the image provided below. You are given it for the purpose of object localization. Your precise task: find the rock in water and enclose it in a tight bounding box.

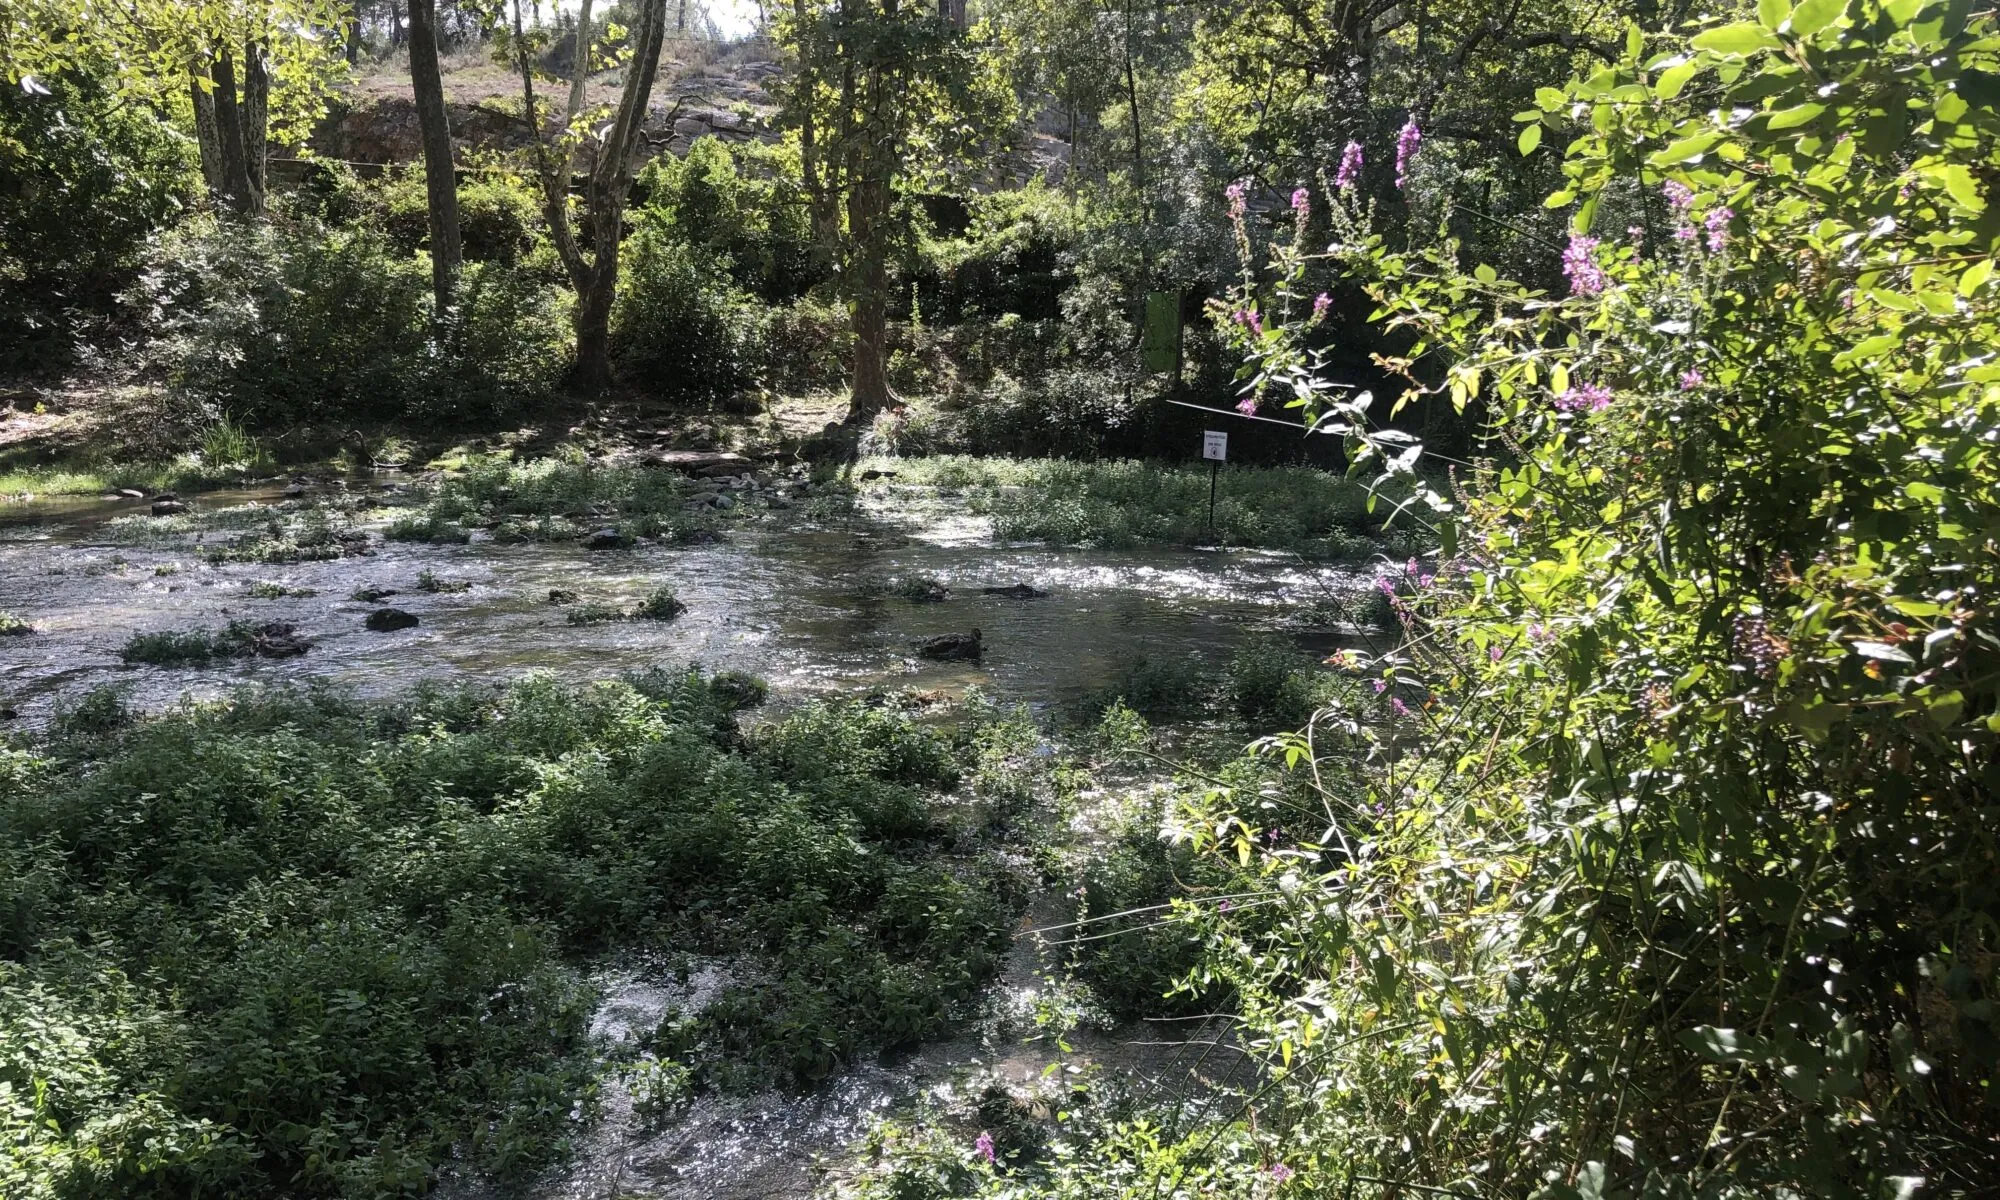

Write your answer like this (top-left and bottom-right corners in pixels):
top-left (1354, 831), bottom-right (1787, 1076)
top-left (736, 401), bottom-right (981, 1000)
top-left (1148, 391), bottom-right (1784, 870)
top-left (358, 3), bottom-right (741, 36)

top-left (117, 488), bottom-right (145, 500)
top-left (365, 608), bottom-right (419, 633)
top-left (248, 622), bottom-right (312, 658)
top-left (981, 583), bottom-right (1049, 599)
top-left (350, 587), bottom-right (398, 603)
top-left (151, 500), bottom-right (188, 516)
top-left (583, 527), bottom-right (627, 550)
top-left (916, 629), bottom-right (983, 661)
top-left (548, 588), bottom-right (580, 604)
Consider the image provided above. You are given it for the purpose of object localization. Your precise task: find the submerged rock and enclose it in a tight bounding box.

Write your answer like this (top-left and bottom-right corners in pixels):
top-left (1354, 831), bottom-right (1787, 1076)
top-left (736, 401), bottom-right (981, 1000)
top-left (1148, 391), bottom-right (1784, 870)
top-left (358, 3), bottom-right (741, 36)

top-left (247, 622), bottom-right (312, 658)
top-left (583, 527), bottom-right (628, 550)
top-left (364, 608), bottom-right (419, 633)
top-left (548, 588), bottom-right (580, 604)
top-left (982, 583), bottom-right (1049, 599)
top-left (916, 629), bottom-right (983, 661)
top-left (350, 586), bottom-right (398, 603)
top-left (645, 449), bottom-right (754, 475)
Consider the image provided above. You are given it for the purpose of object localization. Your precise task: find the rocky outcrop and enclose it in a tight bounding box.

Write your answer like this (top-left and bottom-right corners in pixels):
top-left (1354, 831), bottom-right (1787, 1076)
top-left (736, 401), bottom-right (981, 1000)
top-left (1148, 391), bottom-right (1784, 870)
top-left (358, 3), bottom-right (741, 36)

top-left (916, 630), bottom-right (982, 661)
top-left (365, 608), bottom-right (420, 632)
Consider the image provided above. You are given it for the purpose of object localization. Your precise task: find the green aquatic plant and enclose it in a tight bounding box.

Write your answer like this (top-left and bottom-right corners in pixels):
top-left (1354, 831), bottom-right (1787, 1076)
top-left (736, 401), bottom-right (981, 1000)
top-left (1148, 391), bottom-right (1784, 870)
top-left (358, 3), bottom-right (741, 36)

top-left (0, 676), bottom-right (1046, 1194)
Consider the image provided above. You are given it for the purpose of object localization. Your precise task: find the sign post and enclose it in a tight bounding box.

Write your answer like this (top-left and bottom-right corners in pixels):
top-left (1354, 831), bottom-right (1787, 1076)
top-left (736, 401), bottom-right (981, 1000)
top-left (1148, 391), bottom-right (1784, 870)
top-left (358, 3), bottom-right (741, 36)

top-left (1202, 431), bottom-right (1227, 529)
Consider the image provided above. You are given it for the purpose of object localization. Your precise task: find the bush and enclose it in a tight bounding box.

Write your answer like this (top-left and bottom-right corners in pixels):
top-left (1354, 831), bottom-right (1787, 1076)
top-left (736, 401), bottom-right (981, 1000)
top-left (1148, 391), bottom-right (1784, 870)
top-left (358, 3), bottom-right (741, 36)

top-left (0, 72), bottom-right (196, 371)
top-left (0, 678), bottom-right (1033, 1193)
top-left (612, 232), bottom-right (764, 400)
top-left (634, 137), bottom-right (818, 302)
top-left (378, 165), bottom-right (543, 264)
top-left (134, 219), bottom-right (568, 427)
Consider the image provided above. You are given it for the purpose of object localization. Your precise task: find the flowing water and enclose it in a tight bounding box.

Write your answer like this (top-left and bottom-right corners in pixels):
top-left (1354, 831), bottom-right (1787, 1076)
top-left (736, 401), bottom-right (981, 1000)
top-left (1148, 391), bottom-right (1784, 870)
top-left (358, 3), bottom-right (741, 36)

top-left (0, 478), bottom-right (1365, 1197)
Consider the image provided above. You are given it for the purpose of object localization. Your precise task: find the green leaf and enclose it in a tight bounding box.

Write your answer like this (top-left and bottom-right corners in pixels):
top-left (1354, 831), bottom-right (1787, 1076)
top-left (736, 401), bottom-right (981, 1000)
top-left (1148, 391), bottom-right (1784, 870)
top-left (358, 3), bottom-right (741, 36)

top-left (1656, 62), bottom-right (1699, 99)
top-left (1766, 102), bottom-right (1825, 129)
top-left (1942, 164), bottom-right (1985, 211)
top-left (1787, 0), bottom-right (1847, 35)
top-left (1519, 123), bottom-right (1543, 155)
top-left (1681, 1025), bottom-right (1762, 1062)
top-left (1691, 22), bottom-right (1781, 53)
top-left (1851, 640), bottom-right (1914, 664)
top-left (1544, 189), bottom-right (1576, 208)
top-left (1649, 131), bottom-right (1723, 166)
top-left (1959, 259), bottom-right (1993, 296)
top-left (1535, 86), bottom-right (1567, 110)
top-left (1758, 0), bottom-right (1793, 30)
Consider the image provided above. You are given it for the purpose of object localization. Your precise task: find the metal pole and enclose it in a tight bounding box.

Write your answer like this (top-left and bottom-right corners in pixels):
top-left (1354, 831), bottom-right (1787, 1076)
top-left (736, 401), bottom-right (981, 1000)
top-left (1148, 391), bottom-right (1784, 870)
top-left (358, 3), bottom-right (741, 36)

top-left (1208, 459), bottom-right (1219, 529)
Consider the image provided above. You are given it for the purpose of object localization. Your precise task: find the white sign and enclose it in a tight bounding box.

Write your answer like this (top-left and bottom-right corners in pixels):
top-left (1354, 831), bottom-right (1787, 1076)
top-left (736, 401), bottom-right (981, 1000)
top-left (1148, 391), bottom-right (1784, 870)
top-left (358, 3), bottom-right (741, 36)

top-left (1202, 431), bottom-right (1228, 461)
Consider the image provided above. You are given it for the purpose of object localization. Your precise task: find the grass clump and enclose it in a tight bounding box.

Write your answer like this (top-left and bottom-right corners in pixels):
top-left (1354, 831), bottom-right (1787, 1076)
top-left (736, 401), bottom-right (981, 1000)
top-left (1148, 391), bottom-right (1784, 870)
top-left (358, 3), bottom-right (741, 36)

top-left (415, 569), bottom-right (472, 594)
top-left (0, 613), bottom-right (32, 636)
top-left (119, 625), bottom-right (254, 665)
top-left (565, 602), bottom-right (627, 626)
top-left (633, 585), bottom-right (686, 620)
top-left (245, 581), bottom-right (316, 599)
top-left (857, 455), bottom-right (1421, 557)
top-left (0, 675), bottom-right (1038, 1192)
top-left (386, 457), bottom-right (719, 546)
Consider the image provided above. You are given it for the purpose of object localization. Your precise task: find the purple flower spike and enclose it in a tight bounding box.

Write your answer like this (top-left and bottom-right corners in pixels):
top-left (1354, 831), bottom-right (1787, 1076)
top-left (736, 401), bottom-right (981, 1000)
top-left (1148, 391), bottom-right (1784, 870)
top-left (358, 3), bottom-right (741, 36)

top-left (1236, 395), bottom-right (1259, 416)
top-left (1562, 232), bottom-right (1607, 296)
top-left (1291, 186), bottom-right (1310, 213)
top-left (1704, 206), bottom-right (1734, 252)
top-left (1679, 368), bottom-right (1703, 391)
top-left (1554, 381), bottom-right (1613, 412)
top-left (1390, 697), bottom-right (1412, 717)
top-left (1395, 118), bottom-right (1422, 189)
top-left (1312, 292), bottom-right (1332, 322)
top-left (974, 1132), bottom-right (996, 1165)
top-left (1269, 1162), bottom-right (1296, 1184)
top-left (1336, 140), bottom-right (1364, 189)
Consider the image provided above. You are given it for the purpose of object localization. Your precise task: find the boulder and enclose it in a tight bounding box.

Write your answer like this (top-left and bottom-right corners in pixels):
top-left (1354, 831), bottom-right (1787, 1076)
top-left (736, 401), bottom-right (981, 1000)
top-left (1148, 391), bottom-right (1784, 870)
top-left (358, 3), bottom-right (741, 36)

top-left (645, 449), bottom-right (754, 475)
top-left (248, 622), bottom-right (312, 658)
top-left (916, 629), bottom-right (983, 661)
top-left (118, 488), bottom-right (145, 500)
top-left (673, 116), bottom-right (709, 136)
top-left (548, 588), bottom-right (580, 604)
top-left (350, 586), bottom-right (398, 603)
top-left (982, 583), bottom-right (1050, 599)
top-left (583, 527), bottom-right (628, 550)
top-left (151, 500), bottom-right (188, 517)
top-left (364, 608), bottom-right (420, 633)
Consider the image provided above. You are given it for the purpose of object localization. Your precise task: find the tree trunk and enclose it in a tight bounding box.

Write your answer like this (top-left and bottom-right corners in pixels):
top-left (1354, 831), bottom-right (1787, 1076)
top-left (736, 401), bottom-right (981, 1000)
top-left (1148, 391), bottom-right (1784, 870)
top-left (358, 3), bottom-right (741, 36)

top-left (572, 270), bottom-right (618, 394)
top-left (189, 72), bottom-right (227, 199)
top-left (408, 0), bottom-right (462, 309)
top-left (210, 51), bottom-right (252, 213)
top-left (240, 42), bottom-right (269, 215)
top-left (843, 168), bottom-right (894, 422)
top-left (519, 0), bottom-right (667, 392)
top-left (347, 2), bottom-right (363, 64)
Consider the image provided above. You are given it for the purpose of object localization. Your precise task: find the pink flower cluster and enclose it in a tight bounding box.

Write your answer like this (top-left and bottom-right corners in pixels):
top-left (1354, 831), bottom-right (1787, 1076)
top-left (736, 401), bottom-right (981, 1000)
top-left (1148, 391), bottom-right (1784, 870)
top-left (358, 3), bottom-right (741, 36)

top-left (1679, 368), bottom-right (1703, 390)
top-left (1225, 179), bottom-right (1248, 219)
top-left (974, 1132), bottom-right (996, 1164)
top-left (1312, 292), bottom-right (1332, 322)
top-left (1336, 139), bottom-right (1364, 189)
top-left (1561, 232), bottom-right (1607, 296)
top-left (1554, 381), bottom-right (1613, 412)
top-left (1704, 206), bottom-right (1734, 252)
top-left (1664, 180), bottom-right (1697, 241)
top-left (1290, 186), bottom-right (1310, 214)
top-left (1395, 117), bottom-right (1422, 189)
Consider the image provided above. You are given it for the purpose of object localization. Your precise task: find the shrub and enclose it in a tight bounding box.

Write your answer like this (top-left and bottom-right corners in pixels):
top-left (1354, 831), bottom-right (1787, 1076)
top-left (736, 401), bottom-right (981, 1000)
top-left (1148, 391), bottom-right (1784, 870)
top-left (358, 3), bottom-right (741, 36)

top-left (612, 232), bottom-right (764, 400)
top-left (634, 137), bottom-right (818, 302)
top-left (379, 165), bottom-right (543, 264)
top-left (0, 72), bottom-right (196, 372)
top-left (0, 678), bottom-right (1033, 1193)
top-left (134, 219), bottom-right (567, 427)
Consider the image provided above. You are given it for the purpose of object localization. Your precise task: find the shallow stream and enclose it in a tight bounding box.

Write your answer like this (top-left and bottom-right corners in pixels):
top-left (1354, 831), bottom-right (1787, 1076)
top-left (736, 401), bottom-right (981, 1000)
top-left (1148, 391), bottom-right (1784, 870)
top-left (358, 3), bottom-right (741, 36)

top-left (0, 478), bottom-right (1363, 1197)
